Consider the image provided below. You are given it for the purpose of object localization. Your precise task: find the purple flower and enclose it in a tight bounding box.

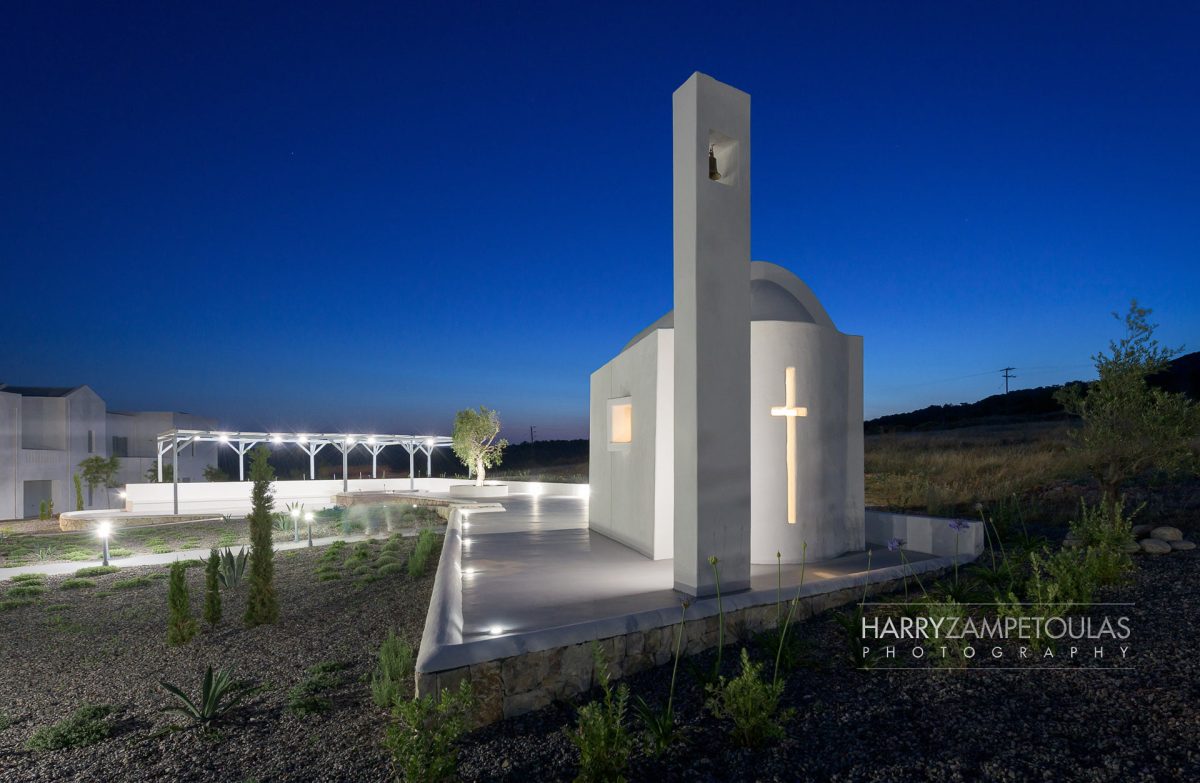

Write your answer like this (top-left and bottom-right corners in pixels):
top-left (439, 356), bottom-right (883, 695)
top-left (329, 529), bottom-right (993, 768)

top-left (887, 537), bottom-right (906, 552)
top-left (949, 519), bottom-right (970, 532)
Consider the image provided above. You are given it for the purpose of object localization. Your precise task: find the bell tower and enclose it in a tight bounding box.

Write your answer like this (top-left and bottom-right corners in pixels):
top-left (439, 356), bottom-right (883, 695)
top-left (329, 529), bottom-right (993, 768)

top-left (672, 73), bottom-right (752, 596)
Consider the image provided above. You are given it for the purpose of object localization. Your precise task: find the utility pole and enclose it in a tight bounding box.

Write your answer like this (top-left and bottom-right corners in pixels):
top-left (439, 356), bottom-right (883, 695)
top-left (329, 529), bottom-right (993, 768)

top-left (529, 425), bottom-right (536, 443)
top-left (1000, 367), bottom-right (1017, 394)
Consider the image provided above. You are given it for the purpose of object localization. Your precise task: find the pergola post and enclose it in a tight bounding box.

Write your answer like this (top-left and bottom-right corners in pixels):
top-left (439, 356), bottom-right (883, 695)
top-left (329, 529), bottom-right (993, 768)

top-left (342, 446), bottom-right (349, 492)
top-left (172, 437), bottom-right (179, 515)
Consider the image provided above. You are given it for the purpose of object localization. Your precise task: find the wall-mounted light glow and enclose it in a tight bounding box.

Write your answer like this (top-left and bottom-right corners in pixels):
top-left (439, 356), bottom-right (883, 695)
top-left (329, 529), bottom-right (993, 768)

top-left (117, 490), bottom-right (127, 499)
top-left (770, 366), bottom-right (808, 525)
top-left (462, 538), bottom-right (472, 548)
top-left (462, 568), bottom-right (477, 577)
top-left (489, 625), bottom-right (503, 636)
top-left (462, 522), bottom-right (470, 530)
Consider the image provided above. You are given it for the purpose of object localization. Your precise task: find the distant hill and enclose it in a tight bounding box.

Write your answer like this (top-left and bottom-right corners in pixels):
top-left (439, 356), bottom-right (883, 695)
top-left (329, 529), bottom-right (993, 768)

top-left (865, 351), bottom-right (1200, 434)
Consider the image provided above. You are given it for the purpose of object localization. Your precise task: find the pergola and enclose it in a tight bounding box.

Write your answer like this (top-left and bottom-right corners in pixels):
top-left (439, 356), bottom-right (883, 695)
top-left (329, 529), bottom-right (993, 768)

top-left (155, 429), bottom-right (453, 514)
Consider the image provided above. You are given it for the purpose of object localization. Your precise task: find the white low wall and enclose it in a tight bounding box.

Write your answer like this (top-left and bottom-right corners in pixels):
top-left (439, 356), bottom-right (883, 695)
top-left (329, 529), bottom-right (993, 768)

top-left (120, 478), bottom-right (588, 515)
top-left (865, 509), bottom-right (985, 558)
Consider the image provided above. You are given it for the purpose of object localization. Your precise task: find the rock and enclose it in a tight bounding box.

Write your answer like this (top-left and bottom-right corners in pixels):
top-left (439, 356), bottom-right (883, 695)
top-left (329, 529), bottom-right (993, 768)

top-left (1122, 542), bottom-right (1142, 554)
top-left (1150, 526), bottom-right (1183, 542)
top-left (1140, 538), bottom-right (1172, 555)
top-left (1170, 540), bottom-right (1196, 551)
top-left (1131, 524), bottom-right (1155, 538)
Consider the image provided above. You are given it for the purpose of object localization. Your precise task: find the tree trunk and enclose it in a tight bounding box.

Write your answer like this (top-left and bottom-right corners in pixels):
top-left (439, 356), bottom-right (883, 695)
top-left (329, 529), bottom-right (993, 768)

top-left (475, 456), bottom-right (485, 487)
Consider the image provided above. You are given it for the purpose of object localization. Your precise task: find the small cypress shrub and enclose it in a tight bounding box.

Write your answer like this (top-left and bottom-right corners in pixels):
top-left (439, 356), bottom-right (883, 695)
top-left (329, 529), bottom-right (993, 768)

top-left (370, 630), bottom-right (415, 708)
top-left (203, 548), bottom-right (222, 627)
top-left (244, 446), bottom-right (279, 627)
top-left (73, 473), bottom-right (84, 511)
top-left (167, 561), bottom-right (197, 645)
top-left (407, 529), bottom-right (438, 578)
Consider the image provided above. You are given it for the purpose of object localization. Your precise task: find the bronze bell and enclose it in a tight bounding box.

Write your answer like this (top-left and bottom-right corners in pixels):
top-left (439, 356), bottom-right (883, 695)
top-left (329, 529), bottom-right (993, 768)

top-left (708, 145), bottom-right (720, 181)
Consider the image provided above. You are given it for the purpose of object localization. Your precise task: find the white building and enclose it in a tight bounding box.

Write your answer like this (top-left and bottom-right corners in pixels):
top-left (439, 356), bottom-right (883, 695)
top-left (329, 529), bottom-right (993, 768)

top-left (0, 384), bottom-right (216, 520)
top-left (589, 74), bottom-right (865, 595)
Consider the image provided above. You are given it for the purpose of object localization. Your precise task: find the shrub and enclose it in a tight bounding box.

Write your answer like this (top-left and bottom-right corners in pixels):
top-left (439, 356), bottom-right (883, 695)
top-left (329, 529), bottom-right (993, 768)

top-left (244, 446), bottom-right (279, 627)
top-left (287, 661), bottom-right (350, 715)
top-left (59, 579), bottom-right (95, 590)
top-left (379, 563), bottom-right (404, 577)
top-left (571, 644), bottom-right (631, 782)
top-left (705, 648), bottom-right (793, 748)
top-left (11, 573), bottom-right (44, 584)
top-left (160, 666), bottom-right (251, 726)
top-left (204, 549), bottom-right (222, 627)
top-left (63, 549), bottom-right (96, 561)
top-left (317, 572), bottom-right (342, 581)
top-left (633, 601), bottom-right (688, 755)
top-left (166, 561), bottom-right (197, 646)
top-left (371, 630), bottom-right (415, 709)
top-left (408, 529), bottom-right (438, 578)
top-left (386, 680), bottom-right (474, 783)
top-left (7, 584), bottom-right (45, 598)
top-left (25, 705), bottom-right (115, 750)
top-left (73, 472), bottom-right (84, 511)
top-left (217, 547), bottom-right (248, 589)
top-left (0, 599), bottom-right (34, 611)
top-left (75, 565), bottom-right (120, 577)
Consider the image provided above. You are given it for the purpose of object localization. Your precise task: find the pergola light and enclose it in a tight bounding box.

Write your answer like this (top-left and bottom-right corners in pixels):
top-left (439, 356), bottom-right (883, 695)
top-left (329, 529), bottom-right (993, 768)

top-left (367, 436), bottom-right (376, 445)
top-left (271, 434), bottom-right (283, 443)
top-left (424, 437), bottom-right (435, 446)
top-left (218, 433), bottom-right (229, 443)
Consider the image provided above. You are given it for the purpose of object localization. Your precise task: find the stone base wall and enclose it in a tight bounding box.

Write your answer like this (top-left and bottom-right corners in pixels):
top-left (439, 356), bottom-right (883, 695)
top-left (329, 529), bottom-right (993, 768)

top-left (417, 573), bottom-right (925, 727)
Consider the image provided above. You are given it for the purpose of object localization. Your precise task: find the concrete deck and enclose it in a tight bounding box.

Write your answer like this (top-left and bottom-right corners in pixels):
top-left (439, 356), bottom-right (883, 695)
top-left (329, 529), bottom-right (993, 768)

top-left (418, 493), bottom-right (973, 674)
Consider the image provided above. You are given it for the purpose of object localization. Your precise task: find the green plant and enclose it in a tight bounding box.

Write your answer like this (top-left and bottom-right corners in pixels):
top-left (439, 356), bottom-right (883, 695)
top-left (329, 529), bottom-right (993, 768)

top-left (570, 644), bottom-right (631, 783)
top-left (633, 601), bottom-right (688, 755)
top-left (1, 598), bottom-right (35, 611)
top-left (78, 455), bottom-right (120, 508)
top-left (59, 579), bottom-right (95, 590)
top-left (922, 597), bottom-right (971, 668)
top-left (709, 555), bottom-right (725, 679)
top-left (288, 661), bottom-right (351, 715)
top-left (25, 704), bottom-right (115, 750)
top-left (75, 565), bottom-right (119, 577)
top-left (379, 562), bottom-right (404, 577)
top-left (166, 561), bottom-right (197, 645)
top-left (38, 500), bottom-right (49, 520)
top-left (11, 573), bottom-right (45, 585)
top-left (217, 546), bottom-right (248, 589)
top-left (1070, 497), bottom-right (1131, 548)
top-left (73, 472), bottom-right (84, 511)
top-left (7, 584), bottom-right (45, 598)
top-left (203, 464), bottom-right (229, 482)
top-left (145, 463), bottom-right (174, 482)
top-left (244, 446), bottom-right (279, 627)
top-left (408, 529), bottom-right (438, 578)
top-left (385, 680), bottom-right (474, 783)
top-left (160, 666), bottom-right (251, 726)
top-left (371, 630), bottom-right (416, 708)
top-left (204, 549), bottom-right (222, 627)
top-left (1056, 301), bottom-right (1199, 501)
top-left (705, 647), bottom-right (793, 748)
top-left (451, 406), bottom-right (508, 486)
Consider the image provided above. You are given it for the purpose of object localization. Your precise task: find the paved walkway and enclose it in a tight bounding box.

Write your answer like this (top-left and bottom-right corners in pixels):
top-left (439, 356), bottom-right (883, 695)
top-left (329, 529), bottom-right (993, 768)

top-left (459, 495), bottom-right (934, 640)
top-left (0, 533), bottom-right (378, 581)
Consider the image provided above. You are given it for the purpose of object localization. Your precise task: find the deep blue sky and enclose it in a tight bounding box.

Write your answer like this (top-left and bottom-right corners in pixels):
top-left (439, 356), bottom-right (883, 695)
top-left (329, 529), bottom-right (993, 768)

top-left (3, 2), bottom-right (1197, 439)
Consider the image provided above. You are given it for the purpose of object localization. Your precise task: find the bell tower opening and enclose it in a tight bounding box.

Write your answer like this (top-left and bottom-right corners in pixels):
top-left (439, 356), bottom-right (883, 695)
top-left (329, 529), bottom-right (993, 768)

top-left (707, 130), bottom-right (739, 186)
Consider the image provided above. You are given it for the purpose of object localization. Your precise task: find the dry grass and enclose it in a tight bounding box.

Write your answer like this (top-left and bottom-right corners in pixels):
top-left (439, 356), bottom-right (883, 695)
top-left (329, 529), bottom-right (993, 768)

top-left (866, 422), bottom-right (1089, 519)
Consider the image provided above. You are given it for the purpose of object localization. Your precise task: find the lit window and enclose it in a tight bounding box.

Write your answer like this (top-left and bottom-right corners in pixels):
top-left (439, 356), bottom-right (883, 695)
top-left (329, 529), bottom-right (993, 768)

top-left (607, 397), bottom-right (632, 451)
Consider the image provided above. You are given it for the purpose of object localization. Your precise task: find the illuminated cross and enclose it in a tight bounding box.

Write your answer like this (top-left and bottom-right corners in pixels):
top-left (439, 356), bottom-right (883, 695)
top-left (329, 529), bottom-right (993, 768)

top-left (770, 366), bottom-right (808, 524)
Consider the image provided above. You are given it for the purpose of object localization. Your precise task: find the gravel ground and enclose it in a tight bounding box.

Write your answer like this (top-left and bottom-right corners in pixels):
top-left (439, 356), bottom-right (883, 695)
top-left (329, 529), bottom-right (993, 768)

top-left (457, 549), bottom-right (1200, 782)
top-left (0, 535), bottom-right (435, 782)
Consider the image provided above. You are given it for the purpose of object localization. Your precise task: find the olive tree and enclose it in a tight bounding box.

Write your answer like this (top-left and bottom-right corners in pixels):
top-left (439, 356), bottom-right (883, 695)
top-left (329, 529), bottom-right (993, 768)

top-left (1055, 301), bottom-right (1199, 501)
top-left (78, 455), bottom-right (120, 508)
top-left (451, 406), bottom-right (508, 486)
